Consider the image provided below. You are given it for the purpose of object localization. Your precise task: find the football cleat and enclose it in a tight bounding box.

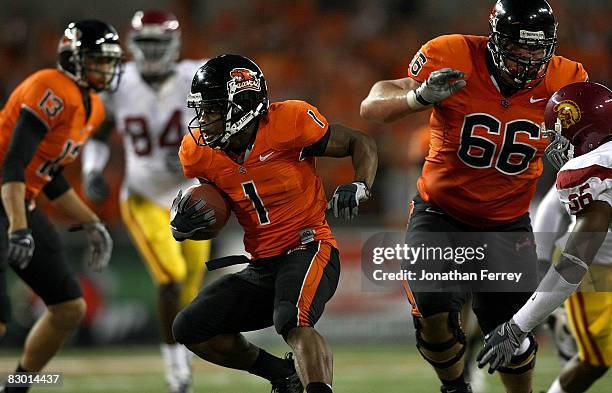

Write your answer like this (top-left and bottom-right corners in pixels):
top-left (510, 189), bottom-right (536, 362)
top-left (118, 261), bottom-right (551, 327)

top-left (270, 353), bottom-right (303, 393)
top-left (441, 382), bottom-right (473, 393)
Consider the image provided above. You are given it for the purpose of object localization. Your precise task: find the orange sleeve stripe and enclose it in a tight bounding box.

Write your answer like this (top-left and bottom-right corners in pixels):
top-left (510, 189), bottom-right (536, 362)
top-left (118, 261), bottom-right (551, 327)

top-left (297, 241), bottom-right (332, 327)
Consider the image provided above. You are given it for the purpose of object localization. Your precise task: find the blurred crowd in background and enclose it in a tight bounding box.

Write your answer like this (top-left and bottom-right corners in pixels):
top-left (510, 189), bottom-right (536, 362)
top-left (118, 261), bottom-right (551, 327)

top-left (0, 0), bottom-right (609, 227)
top-left (0, 0), bottom-right (610, 347)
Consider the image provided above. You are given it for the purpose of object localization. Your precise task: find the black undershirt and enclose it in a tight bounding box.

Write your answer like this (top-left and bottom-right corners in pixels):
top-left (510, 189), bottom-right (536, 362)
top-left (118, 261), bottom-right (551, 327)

top-left (2, 108), bottom-right (71, 200)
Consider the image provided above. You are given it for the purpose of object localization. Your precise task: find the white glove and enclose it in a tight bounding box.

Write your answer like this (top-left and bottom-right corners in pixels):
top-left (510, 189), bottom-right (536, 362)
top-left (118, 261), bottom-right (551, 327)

top-left (75, 222), bottom-right (113, 271)
top-left (327, 181), bottom-right (371, 220)
top-left (407, 68), bottom-right (466, 109)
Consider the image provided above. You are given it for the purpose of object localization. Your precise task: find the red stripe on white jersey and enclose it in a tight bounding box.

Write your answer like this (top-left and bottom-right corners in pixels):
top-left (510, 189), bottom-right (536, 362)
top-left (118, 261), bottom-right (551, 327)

top-left (556, 164), bottom-right (612, 191)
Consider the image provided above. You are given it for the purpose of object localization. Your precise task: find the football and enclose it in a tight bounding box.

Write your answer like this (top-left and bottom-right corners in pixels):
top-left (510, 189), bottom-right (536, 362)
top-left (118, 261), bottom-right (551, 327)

top-left (182, 183), bottom-right (231, 240)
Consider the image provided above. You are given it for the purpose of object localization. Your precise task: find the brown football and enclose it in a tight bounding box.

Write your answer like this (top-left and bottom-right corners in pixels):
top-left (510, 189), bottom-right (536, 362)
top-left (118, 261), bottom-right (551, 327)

top-left (183, 183), bottom-right (231, 240)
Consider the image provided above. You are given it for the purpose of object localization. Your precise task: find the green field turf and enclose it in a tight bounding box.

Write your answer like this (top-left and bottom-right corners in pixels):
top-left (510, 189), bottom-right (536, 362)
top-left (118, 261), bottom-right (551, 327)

top-left (1, 344), bottom-right (610, 393)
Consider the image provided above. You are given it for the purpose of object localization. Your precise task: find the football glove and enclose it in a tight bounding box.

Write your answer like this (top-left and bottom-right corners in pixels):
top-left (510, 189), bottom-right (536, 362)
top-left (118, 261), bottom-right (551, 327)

top-left (328, 181), bottom-right (371, 220)
top-left (71, 222), bottom-right (113, 271)
top-left (476, 318), bottom-right (528, 374)
top-left (170, 189), bottom-right (216, 241)
top-left (408, 68), bottom-right (466, 109)
top-left (82, 171), bottom-right (110, 203)
top-left (7, 228), bottom-right (35, 270)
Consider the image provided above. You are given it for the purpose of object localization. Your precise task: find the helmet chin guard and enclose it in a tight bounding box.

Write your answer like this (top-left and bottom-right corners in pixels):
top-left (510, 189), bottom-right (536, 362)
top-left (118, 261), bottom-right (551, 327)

top-left (544, 119), bottom-right (574, 171)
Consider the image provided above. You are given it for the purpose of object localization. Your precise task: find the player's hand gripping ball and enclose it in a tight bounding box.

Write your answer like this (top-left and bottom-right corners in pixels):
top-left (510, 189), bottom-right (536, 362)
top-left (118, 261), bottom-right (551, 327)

top-left (170, 183), bottom-right (231, 241)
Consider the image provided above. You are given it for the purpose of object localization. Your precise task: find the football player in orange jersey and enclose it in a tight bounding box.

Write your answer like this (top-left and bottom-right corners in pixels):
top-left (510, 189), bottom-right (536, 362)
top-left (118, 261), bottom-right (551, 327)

top-left (0, 20), bottom-right (121, 392)
top-left (360, 1), bottom-right (587, 392)
top-left (170, 54), bottom-right (377, 393)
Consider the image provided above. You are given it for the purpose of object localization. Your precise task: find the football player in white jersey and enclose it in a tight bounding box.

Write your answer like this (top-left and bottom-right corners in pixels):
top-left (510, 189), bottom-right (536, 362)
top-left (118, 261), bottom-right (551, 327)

top-left (81, 10), bottom-right (209, 393)
top-left (534, 184), bottom-right (612, 393)
top-left (477, 81), bottom-right (612, 387)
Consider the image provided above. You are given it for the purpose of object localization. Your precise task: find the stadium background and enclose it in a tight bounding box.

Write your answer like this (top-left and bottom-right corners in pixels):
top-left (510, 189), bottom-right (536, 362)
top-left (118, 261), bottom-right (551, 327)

top-left (0, 0), bottom-right (610, 391)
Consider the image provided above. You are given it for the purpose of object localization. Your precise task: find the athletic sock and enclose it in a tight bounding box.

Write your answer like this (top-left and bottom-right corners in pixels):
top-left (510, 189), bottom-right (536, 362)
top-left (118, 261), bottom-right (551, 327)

top-left (547, 378), bottom-right (568, 393)
top-left (4, 364), bottom-right (31, 393)
top-left (248, 349), bottom-right (294, 381)
top-left (440, 373), bottom-right (471, 393)
top-left (161, 343), bottom-right (191, 383)
top-left (306, 382), bottom-right (333, 393)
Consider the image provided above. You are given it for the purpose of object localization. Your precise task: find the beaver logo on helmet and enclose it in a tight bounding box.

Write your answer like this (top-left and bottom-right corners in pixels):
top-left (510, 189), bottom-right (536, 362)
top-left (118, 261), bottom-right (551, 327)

top-left (554, 100), bottom-right (581, 129)
top-left (229, 68), bottom-right (261, 93)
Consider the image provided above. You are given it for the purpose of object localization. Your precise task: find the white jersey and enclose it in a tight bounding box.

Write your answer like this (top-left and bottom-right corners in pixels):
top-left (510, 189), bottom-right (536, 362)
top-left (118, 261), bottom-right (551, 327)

top-left (102, 59), bottom-right (205, 208)
top-left (553, 140), bottom-right (612, 265)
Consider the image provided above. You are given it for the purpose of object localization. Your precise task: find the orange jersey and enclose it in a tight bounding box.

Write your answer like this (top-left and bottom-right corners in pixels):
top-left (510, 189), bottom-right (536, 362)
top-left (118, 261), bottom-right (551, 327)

top-left (179, 100), bottom-right (337, 259)
top-left (407, 35), bottom-right (588, 227)
top-left (0, 69), bottom-right (104, 200)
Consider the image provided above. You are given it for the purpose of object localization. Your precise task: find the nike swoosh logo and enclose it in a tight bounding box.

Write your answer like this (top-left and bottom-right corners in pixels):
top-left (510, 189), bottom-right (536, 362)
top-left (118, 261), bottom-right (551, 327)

top-left (259, 152), bottom-right (274, 161)
top-left (531, 293), bottom-right (537, 301)
top-left (498, 325), bottom-right (505, 336)
top-left (529, 97), bottom-right (547, 103)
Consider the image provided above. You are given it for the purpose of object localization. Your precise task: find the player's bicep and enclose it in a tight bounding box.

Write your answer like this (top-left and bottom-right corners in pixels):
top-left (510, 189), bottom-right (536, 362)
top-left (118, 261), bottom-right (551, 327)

top-left (562, 201), bottom-right (610, 266)
top-left (317, 123), bottom-right (367, 158)
top-left (2, 109), bottom-right (48, 183)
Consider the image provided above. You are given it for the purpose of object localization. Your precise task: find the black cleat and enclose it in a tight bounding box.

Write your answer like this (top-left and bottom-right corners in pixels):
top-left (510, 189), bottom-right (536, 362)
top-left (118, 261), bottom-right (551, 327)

top-left (440, 383), bottom-right (472, 393)
top-left (270, 353), bottom-right (303, 393)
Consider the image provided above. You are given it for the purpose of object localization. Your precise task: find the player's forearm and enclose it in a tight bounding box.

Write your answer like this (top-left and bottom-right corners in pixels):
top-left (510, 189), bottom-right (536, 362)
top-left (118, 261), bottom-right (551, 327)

top-left (513, 205), bottom-right (609, 333)
top-left (512, 264), bottom-right (582, 333)
top-left (533, 186), bottom-right (571, 261)
top-left (49, 188), bottom-right (100, 224)
top-left (351, 132), bottom-right (378, 188)
top-left (360, 79), bottom-right (425, 123)
top-left (1, 182), bottom-right (28, 232)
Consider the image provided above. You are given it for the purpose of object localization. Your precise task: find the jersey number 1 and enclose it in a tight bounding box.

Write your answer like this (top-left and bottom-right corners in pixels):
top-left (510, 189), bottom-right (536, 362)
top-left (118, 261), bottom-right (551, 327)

top-left (242, 181), bottom-right (270, 225)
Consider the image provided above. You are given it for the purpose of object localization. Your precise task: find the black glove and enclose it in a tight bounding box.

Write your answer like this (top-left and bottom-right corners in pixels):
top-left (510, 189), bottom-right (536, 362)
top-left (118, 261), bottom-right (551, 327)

top-left (7, 229), bottom-right (35, 270)
top-left (328, 181), bottom-right (371, 220)
top-left (476, 318), bottom-right (528, 374)
top-left (170, 190), bottom-right (216, 241)
top-left (82, 171), bottom-right (110, 203)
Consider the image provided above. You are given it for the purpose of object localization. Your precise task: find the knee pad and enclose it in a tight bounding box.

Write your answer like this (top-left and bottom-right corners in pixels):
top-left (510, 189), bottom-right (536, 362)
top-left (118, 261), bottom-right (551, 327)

top-left (497, 333), bottom-right (538, 375)
top-left (414, 312), bottom-right (467, 369)
top-left (273, 300), bottom-right (299, 340)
